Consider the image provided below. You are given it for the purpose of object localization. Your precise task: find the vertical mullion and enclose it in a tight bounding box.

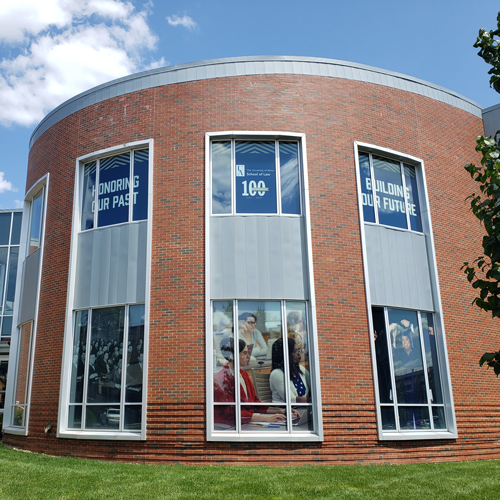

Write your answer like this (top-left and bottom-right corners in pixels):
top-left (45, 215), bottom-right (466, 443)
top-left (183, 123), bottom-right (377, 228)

top-left (400, 162), bottom-right (411, 230)
top-left (82, 309), bottom-right (92, 429)
top-left (234, 301), bottom-right (241, 432)
top-left (129, 151), bottom-right (134, 223)
top-left (384, 308), bottom-right (400, 431)
top-left (120, 305), bottom-right (129, 432)
top-left (282, 301), bottom-right (292, 433)
top-left (369, 154), bottom-right (379, 224)
top-left (95, 160), bottom-right (100, 228)
top-left (276, 141), bottom-right (281, 215)
top-left (231, 141), bottom-right (236, 215)
top-left (417, 311), bottom-right (433, 430)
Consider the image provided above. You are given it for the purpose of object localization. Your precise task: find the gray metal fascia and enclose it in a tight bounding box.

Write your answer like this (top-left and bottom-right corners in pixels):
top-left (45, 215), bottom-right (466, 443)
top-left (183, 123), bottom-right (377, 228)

top-left (30, 55), bottom-right (484, 149)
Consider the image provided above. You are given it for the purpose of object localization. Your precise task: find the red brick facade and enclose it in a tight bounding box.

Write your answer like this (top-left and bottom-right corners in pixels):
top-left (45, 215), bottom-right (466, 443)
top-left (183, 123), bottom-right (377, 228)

top-left (4, 71), bottom-right (499, 464)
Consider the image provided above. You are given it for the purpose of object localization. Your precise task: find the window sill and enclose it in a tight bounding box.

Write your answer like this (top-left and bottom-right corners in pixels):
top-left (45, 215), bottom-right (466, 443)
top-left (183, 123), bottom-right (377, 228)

top-left (208, 431), bottom-right (323, 442)
top-left (57, 430), bottom-right (144, 441)
top-left (379, 430), bottom-right (458, 441)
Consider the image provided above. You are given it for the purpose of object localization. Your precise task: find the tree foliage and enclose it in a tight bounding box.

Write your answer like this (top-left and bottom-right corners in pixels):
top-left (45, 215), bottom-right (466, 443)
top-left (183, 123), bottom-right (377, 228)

top-left (463, 13), bottom-right (500, 376)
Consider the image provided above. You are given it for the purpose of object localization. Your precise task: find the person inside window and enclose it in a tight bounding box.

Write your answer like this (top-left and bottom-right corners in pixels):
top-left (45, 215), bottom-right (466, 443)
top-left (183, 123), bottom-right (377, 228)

top-left (214, 337), bottom-right (286, 426)
top-left (270, 338), bottom-right (310, 404)
top-left (238, 312), bottom-right (268, 358)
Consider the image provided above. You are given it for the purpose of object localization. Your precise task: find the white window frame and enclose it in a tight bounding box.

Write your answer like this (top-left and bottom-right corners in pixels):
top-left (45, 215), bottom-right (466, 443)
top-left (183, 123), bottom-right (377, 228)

top-left (58, 140), bottom-right (152, 440)
top-left (3, 175), bottom-right (49, 436)
top-left (354, 142), bottom-right (457, 440)
top-left (206, 131), bottom-right (323, 442)
top-left (210, 134), bottom-right (303, 217)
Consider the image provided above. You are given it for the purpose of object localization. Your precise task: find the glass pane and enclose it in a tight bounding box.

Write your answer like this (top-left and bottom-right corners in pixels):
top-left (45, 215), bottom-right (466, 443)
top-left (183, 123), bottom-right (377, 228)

top-left (124, 405), bottom-right (141, 430)
top-left (97, 153), bottom-right (130, 228)
top-left (4, 247), bottom-right (19, 313)
top-left (29, 188), bottom-right (44, 254)
top-left (372, 307), bottom-right (393, 404)
top-left (1, 316), bottom-right (13, 338)
top-left (213, 301), bottom-right (233, 369)
top-left (87, 307), bottom-right (125, 404)
top-left (214, 404), bottom-right (236, 430)
top-left (381, 406), bottom-right (396, 430)
top-left (0, 360), bottom-right (8, 410)
top-left (242, 405), bottom-right (288, 431)
top-left (280, 142), bottom-right (300, 214)
top-left (286, 302), bottom-right (310, 393)
top-left (212, 141), bottom-right (232, 214)
top-left (372, 156), bottom-right (407, 229)
top-left (126, 304), bottom-right (144, 403)
top-left (398, 406), bottom-right (430, 430)
top-left (432, 406), bottom-right (446, 429)
top-left (86, 405), bottom-right (120, 430)
top-left (70, 310), bottom-right (87, 404)
top-left (359, 153), bottom-right (376, 223)
top-left (81, 161), bottom-right (96, 230)
top-left (11, 212), bottom-right (22, 245)
top-left (214, 337), bottom-right (237, 404)
top-left (291, 405), bottom-right (314, 432)
top-left (132, 149), bottom-right (148, 221)
top-left (0, 247), bottom-right (7, 313)
top-left (422, 313), bottom-right (443, 404)
top-left (388, 309), bottom-right (427, 405)
top-left (404, 164), bottom-right (422, 232)
top-left (238, 301), bottom-right (280, 364)
top-left (235, 142), bottom-right (277, 214)
top-left (68, 405), bottom-right (82, 429)
top-left (0, 212), bottom-right (11, 245)
top-left (13, 323), bottom-right (32, 426)
top-left (269, 338), bottom-right (287, 403)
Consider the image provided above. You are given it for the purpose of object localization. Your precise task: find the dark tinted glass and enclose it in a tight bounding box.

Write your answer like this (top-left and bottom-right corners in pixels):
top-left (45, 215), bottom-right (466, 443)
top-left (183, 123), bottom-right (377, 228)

top-left (0, 213), bottom-right (11, 245)
top-left (11, 212), bottom-right (22, 244)
top-left (359, 153), bottom-right (376, 223)
top-left (132, 150), bottom-right (148, 221)
top-left (280, 142), bottom-right (300, 214)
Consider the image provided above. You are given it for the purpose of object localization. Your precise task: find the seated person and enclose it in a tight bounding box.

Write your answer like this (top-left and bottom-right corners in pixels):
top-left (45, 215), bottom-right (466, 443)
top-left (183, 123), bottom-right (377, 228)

top-left (214, 337), bottom-right (287, 426)
top-left (270, 338), bottom-right (310, 403)
top-left (238, 312), bottom-right (268, 358)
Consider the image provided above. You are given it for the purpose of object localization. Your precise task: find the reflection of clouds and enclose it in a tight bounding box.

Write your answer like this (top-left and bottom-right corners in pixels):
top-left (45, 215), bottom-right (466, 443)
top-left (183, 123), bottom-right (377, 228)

top-left (280, 156), bottom-right (299, 205)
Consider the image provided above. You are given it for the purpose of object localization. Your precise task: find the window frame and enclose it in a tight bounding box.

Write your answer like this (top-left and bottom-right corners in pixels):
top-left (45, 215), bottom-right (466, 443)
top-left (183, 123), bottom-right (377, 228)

top-left (58, 140), bottom-right (152, 441)
top-left (209, 133), bottom-right (304, 217)
top-left (205, 131), bottom-right (323, 442)
top-left (357, 145), bottom-right (424, 233)
top-left (79, 143), bottom-right (151, 232)
top-left (2, 175), bottom-right (49, 436)
top-left (66, 304), bottom-right (145, 435)
top-left (354, 142), bottom-right (457, 440)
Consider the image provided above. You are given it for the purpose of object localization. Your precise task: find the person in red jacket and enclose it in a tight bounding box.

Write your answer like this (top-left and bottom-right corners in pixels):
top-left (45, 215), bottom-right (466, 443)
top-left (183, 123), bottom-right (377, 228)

top-left (214, 337), bottom-right (288, 428)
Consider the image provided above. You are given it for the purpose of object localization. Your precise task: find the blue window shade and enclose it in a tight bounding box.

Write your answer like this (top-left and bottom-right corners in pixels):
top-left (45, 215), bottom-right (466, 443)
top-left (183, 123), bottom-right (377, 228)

top-left (132, 150), bottom-right (149, 222)
top-left (235, 142), bottom-right (277, 214)
top-left (359, 153), bottom-right (375, 223)
top-left (97, 154), bottom-right (130, 228)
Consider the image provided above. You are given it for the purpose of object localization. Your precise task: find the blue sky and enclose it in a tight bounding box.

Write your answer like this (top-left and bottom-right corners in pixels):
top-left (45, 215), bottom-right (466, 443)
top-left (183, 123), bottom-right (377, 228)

top-left (0, 0), bottom-right (499, 209)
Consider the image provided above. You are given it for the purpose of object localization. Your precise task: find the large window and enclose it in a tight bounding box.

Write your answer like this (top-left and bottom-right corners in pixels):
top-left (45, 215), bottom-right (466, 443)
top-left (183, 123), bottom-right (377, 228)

top-left (81, 149), bottom-right (149, 230)
top-left (68, 305), bottom-right (144, 433)
top-left (28, 188), bottom-right (45, 254)
top-left (372, 307), bottom-right (447, 433)
top-left (358, 152), bottom-right (422, 231)
top-left (211, 300), bottom-right (316, 437)
top-left (11, 322), bottom-right (33, 427)
top-left (0, 211), bottom-right (21, 342)
top-left (211, 140), bottom-right (301, 215)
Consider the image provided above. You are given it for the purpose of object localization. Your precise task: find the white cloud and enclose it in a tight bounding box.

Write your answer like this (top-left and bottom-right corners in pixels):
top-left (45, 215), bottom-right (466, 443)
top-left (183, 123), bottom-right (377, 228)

top-left (0, 0), bottom-right (164, 126)
top-left (14, 200), bottom-right (24, 209)
top-left (166, 14), bottom-right (197, 31)
top-left (0, 172), bottom-right (17, 193)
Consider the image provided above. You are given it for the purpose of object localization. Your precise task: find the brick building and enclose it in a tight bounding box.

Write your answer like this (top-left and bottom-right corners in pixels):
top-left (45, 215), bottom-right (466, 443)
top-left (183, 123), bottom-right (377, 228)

top-left (2, 56), bottom-right (500, 464)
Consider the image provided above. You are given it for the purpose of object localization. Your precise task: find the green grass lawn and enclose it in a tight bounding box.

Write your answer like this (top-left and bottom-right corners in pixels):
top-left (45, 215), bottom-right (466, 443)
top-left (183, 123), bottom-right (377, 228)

top-left (0, 444), bottom-right (499, 500)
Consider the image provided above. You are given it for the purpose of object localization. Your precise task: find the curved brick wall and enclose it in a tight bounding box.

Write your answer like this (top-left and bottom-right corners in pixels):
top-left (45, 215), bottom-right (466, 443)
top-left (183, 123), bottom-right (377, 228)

top-left (4, 65), bottom-right (498, 465)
